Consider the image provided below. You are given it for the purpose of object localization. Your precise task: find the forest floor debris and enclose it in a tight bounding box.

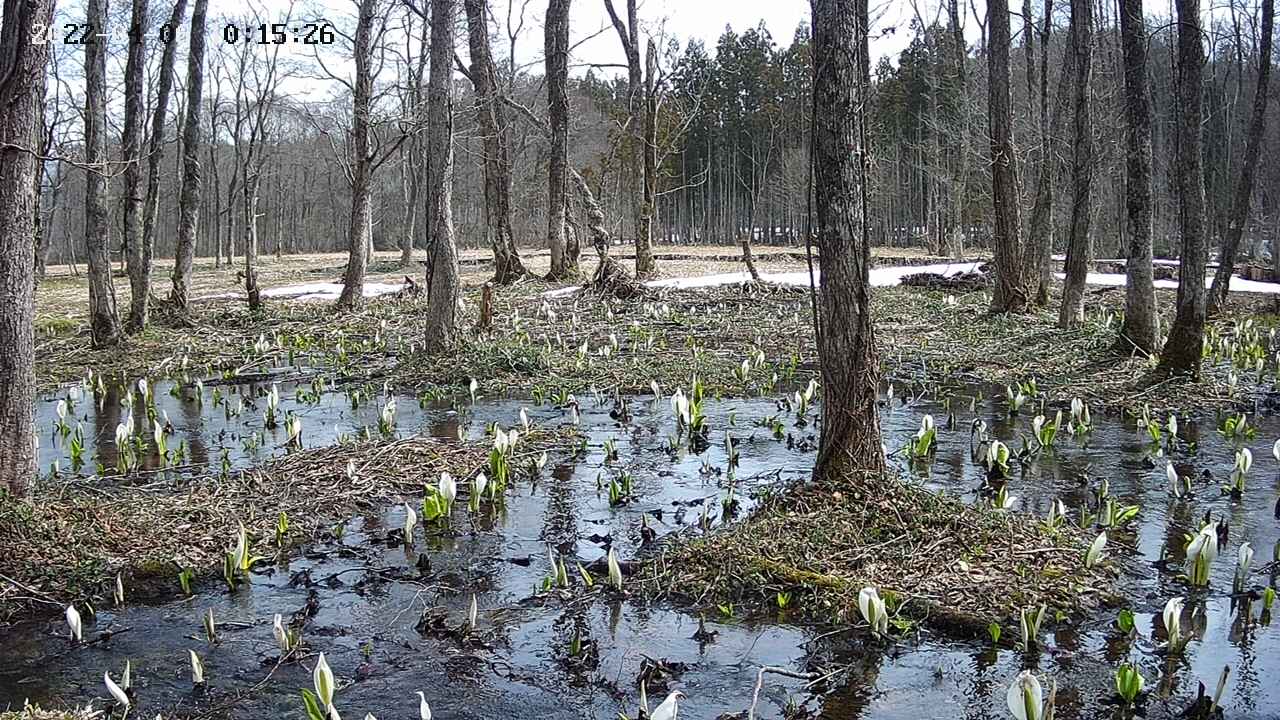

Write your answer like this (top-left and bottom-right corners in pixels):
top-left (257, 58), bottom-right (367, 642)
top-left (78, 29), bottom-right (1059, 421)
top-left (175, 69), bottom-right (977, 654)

top-left (0, 705), bottom-right (98, 720)
top-left (33, 250), bottom-right (1276, 412)
top-left (0, 431), bottom-right (569, 623)
top-left (643, 469), bottom-right (1114, 635)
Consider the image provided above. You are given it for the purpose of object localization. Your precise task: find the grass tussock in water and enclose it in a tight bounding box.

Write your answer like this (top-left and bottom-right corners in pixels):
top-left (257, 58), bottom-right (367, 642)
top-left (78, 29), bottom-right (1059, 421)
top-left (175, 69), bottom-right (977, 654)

top-left (646, 468), bottom-right (1114, 636)
top-left (0, 431), bottom-right (566, 622)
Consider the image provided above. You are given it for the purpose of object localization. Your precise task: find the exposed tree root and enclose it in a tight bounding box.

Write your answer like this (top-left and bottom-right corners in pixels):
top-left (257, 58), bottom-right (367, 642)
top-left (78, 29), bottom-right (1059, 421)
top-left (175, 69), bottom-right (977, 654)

top-left (589, 255), bottom-right (649, 300)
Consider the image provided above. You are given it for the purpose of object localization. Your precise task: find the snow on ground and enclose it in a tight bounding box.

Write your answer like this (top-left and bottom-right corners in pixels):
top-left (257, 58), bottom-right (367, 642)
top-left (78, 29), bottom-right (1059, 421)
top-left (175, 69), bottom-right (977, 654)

top-left (195, 281), bottom-right (408, 303)
top-left (544, 260), bottom-right (1280, 298)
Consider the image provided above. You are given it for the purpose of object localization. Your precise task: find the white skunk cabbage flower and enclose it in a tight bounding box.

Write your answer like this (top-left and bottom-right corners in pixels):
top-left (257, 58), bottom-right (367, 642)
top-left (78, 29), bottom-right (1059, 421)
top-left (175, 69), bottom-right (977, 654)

top-left (468, 378), bottom-right (479, 402)
top-left (1185, 523), bottom-right (1219, 586)
top-left (1006, 670), bottom-right (1043, 720)
top-left (1167, 462), bottom-right (1182, 497)
top-left (857, 587), bottom-right (889, 636)
top-left (273, 613), bottom-right (291, 652)
top-left (473, 472), bottom-right (488, 498)
top-left (607, 547), bottom-right (624, 590)
top-left (439, 473), bottom-right (457, 512)
top-left (1163, 597), bottom-right (1184, 648)
top-left (1085, 532), bottom-right (1107, 569)
top-left (190, 649), bottom-right (205, 685)
top-left (1236, 447), bottom-right (1254, 475)
top-left (313, 652), bottom-right (335, 707)
top-left (65, 604), bottom-right (82, 642)
top-left (519, 407), bottom-right (530, 431)
top-left (416, 691), bottom-right (432, 720)
top-left (403, 503), bottom-right (418, 542)
top-left (468, 594), bottom-right (479, 630)
top-left (1236, 543), bottom-right (1254, 586)
top-left (104, 671), bottom-right (130, 708)
top-left (917, 414), bottom-right (935, 439)
top-left (1273, 438), bottom-right (1280, 462)
top-left (650, 380), bottom-right (661, 398)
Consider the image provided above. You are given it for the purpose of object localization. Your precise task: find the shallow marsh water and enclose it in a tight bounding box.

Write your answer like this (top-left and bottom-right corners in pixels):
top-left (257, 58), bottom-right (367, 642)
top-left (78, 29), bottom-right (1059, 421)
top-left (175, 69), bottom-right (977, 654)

top-left (4, 378), bottom-right (1280, 719)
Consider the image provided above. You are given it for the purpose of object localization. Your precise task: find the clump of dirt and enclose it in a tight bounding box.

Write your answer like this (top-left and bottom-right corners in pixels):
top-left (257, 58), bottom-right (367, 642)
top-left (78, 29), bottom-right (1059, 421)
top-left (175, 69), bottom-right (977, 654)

top-left (643, 469), bottom-right (1114, 638)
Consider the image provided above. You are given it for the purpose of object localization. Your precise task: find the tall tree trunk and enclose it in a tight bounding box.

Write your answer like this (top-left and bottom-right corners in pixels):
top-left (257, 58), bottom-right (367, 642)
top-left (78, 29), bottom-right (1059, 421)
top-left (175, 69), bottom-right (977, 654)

top-left (1116, 0), bottom-right (1159, 353)
top-left (1058, 0), bottom-right (1093, 327)
top-left (945, 0), bottom-right (970, 259)
top-left (122, 0), bottom-right (149, 332)
top-left (810, 0), bottom-right (884, 478)
top-left (1160, 0), bottom-right (1209, 377)
top-left (133, 0), bottom-right (188, 325)
top-left (401, 32), bottom-right (427, 268)
top-left (1208, 0), bottom-right (1274, 314)
top-left (637, 37), bottom-right (658, 279)
top-left (337, 0), bottom-right (378, 309)
top-left (170, 0), bottom-right (208, 312)
top-left (31, 60), bottom-right (48, 285)
top-left (465, 0), bottom-right (529, 284)
top-left (545, 0), bottom-right (575, 280)
top-left (1024, 32), bottom-right (1074, 303)
top-left (423, 0), bottom-right (460, 351)
top-left (604, 0), bottom-right (652, 277)
top-left (85, 0), bottom-right (122, 348)
top-left (987, 0), bottom-right (1029, 312)
top-left (0, 0), bottom-right (54, 496)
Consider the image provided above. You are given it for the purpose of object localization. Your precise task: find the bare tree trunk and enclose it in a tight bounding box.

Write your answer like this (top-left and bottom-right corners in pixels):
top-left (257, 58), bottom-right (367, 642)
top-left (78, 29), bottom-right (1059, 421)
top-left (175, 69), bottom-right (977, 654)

top-left (85, 0), bottom-right (122, 348)
top-left (401, 31), bottom-right (427, 268)
top-left (465, 0), bottom-right (529, 284)
top-left (337, 0), bottom-right (378, 309)
top-left (1117, 0), bottom-right (1159, 354)
top-left (810, 0), bottom-right (884, 478)
top-left (0, 0), bottom-right (54, 496)
top-left (423, 0), bottom-right (460, 351)
top-left (604, 0), bottom-right (653, 277)
top-left (122, 0), bottom-right (149, 331)
top-left (987, 0), bottom-right (1029, 312)
top-left (1058, 0), bottom-right (1093, 327)
top-left (545, 0), bottom-right (575, 280)
top-left (170, 0), bottom-right (208, 312)
top-left (1208, 0), bottom-right (1274, 314)
top-left (637, 37), bottom-right (659, 279)
top-left (1024, 37), bottom-right (1074, 304)
top-left (131, 0), bottom-right (188, 324)
top-left (1160, 0), bottom-right (1208, 376)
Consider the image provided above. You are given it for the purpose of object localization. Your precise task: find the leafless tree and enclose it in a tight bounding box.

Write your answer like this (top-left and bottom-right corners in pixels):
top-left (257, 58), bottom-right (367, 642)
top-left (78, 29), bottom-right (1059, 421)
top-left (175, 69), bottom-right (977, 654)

top-left (170, 0), bottom-right (209, 312)
top-left (464, 0), bottom-right (530, 283)
top-left (1208, 0), bottom-right (1274, 313)
top-left (1160, 0), bottom-right (1209, 376)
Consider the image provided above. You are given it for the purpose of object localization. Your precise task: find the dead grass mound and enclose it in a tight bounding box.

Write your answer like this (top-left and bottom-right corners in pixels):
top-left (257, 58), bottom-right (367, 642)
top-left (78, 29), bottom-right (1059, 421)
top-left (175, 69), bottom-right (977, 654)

top-left (644, 469), bottom-right (1116, 637)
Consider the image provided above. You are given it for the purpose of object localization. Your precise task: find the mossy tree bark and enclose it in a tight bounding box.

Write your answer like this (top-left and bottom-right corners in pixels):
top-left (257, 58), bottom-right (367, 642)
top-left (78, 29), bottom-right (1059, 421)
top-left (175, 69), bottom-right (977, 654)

top-left (0, 0), bottom-right (55, 496)
top-left (1159, 0), bottom-right (1209, 377)
top-left (810, 0), bottom-right (884, 479)
top-left (1116, 0), bottom-right (1159, 354)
